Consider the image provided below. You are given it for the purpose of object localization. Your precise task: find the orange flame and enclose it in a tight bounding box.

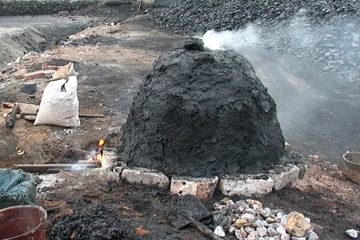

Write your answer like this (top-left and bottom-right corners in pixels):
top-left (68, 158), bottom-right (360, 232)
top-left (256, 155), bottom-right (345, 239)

top-left (135, 227), bottom-right (149, 235)
top-left (98, 139), bottom-right (105, 147)
top-left (95, 139), bottom-right (106, 162)
top-left (87, 138), bottom-right (106, 162)
top-left (96, 152), bottom-right (103, 162)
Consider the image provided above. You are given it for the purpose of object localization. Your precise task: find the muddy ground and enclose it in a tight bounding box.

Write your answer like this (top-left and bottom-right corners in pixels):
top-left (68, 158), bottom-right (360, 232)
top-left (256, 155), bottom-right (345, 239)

top-left (0, 3), bottom-right (359, 240)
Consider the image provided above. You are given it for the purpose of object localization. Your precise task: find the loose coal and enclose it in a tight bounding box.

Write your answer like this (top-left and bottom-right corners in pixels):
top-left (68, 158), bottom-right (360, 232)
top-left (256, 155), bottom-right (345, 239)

top-left (118, 42), bottom-right (285, 177)
top-left (48, 205), bottom-right (128, 240)
top-left (151, 0), bottom-right (360, 34)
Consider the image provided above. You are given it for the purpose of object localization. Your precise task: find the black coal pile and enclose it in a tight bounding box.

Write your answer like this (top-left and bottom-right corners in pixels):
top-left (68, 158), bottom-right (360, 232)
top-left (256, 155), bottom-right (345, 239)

top-left (118, 42), bottom-right (285, 177)
top-left (151, 0), bottom-right (359, 34)
top-left (150, 0), bottom-right (360, 83)
top-left (48, 205), bottom-right (129, 240)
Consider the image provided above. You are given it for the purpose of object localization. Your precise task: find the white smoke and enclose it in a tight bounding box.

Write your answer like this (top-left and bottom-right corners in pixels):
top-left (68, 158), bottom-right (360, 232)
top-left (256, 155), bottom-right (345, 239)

top-left (202, 13), bottom-right (360, 84)
top-left (202, 24), bottom-right (261, 51)
top-left (199, 13), bottom-right (360, 162)
top-left (70, 164), bottom-right (89, 171)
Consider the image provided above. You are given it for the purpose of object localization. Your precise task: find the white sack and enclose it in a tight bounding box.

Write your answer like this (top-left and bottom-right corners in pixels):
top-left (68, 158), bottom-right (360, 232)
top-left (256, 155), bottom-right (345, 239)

top-left (34, 63), bottom-right (80, 127)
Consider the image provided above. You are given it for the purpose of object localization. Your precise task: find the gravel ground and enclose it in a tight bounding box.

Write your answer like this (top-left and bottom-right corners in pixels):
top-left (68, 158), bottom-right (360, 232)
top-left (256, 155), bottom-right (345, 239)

top-left (151, 0), bottom-right (360, 84)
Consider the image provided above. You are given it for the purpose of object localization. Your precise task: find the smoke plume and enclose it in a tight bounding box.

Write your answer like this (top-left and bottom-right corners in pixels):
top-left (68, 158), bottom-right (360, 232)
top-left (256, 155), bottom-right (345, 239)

top-left (200, 12), bottom-right (360, 162)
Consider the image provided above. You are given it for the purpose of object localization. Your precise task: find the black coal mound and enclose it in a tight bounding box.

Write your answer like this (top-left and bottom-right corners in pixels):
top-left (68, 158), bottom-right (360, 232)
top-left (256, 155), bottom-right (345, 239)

top-left (151, 0), bottom-right (360, 34)
top-left (118, 45), bottom-right (285, 177)
top-left (48, 205), bottom-right (128, 240)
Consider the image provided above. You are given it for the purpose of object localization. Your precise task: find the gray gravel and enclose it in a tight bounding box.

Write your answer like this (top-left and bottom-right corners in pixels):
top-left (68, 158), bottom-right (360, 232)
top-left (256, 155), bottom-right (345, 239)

top-left (150, 0), bottom-right (360, 84)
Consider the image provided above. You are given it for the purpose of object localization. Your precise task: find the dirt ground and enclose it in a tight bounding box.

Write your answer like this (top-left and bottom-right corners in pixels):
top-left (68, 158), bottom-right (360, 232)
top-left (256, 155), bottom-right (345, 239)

top-left (0, 4), bottom-right (359, 240)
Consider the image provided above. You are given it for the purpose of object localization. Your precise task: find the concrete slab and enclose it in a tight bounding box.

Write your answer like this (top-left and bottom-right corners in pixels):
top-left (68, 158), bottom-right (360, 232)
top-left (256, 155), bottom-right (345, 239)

top-left (121, 167), bottom-right (169, 188)
top-left (170, 175), bottom-right (219, 200)
top-left (269, 164), bottom-right (300, 191)
top-left (218, 175), bottom-right (274, 197)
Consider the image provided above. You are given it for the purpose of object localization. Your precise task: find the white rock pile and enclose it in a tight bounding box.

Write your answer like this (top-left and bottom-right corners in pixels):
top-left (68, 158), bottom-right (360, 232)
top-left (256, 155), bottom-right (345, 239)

top-left (212, 198), bottom-right (319, 240)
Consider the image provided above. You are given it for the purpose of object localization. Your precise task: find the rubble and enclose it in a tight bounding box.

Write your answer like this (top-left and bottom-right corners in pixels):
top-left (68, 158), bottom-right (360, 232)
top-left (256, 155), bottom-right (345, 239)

top-left (211, 197), bottom-right (319, 240)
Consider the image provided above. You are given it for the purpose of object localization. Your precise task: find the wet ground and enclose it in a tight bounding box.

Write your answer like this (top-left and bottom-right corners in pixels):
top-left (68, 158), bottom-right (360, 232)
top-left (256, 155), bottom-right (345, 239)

top-left (0, 3), bottom-right (359, 240)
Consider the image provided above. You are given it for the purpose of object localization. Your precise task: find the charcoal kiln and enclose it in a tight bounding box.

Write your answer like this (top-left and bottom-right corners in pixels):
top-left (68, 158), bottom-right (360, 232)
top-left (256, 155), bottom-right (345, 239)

top-left (118, 40), bottom-right (285, 177)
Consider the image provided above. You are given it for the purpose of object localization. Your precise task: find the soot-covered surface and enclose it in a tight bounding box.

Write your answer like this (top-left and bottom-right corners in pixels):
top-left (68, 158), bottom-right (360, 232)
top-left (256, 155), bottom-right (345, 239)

top-left (167, 194), bottom-right (212, 229)
top-left (118, 45), bottom-right (285, 177)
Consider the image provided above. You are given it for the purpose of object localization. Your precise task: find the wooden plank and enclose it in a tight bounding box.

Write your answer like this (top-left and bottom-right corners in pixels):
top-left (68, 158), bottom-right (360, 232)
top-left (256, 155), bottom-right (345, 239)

top-left (23, 70), bottom-right (55, 80)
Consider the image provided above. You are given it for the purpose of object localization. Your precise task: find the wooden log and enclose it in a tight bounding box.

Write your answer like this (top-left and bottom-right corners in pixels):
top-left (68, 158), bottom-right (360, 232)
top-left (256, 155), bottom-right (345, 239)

top-left (15, 163), bottom-right (99, 174)
top-left (42, 63), bottom-right (61, 71)
top-left (23, 70), bottom-right (55, 80)
top-left (6, 104), bottom-right (19, 129)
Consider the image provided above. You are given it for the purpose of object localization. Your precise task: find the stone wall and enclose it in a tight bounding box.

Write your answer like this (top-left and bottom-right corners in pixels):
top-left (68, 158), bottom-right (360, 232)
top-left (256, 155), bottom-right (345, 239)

top-left (0, 0), bottom-right (99, 16)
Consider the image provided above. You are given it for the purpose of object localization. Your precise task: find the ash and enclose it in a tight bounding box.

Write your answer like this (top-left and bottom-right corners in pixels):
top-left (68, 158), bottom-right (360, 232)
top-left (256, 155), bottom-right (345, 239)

top-left (48, 205), bottom-right (129, 240)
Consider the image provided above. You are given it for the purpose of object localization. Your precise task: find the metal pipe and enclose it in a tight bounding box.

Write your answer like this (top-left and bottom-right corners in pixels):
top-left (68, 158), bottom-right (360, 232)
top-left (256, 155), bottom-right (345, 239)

top-left (15, 163), bottom-right (99, 174)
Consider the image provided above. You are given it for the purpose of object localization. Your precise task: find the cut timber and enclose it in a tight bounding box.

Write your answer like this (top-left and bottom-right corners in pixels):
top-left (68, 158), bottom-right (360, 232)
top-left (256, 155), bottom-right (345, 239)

top-left (23, 70), bottom-right (55, 80)
top-left (42, 63), bottom-right (61, 71)
top-left (5, 103), bottom-right (19, 129)
top-left (15, 163), bottom-right (99, 174)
